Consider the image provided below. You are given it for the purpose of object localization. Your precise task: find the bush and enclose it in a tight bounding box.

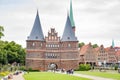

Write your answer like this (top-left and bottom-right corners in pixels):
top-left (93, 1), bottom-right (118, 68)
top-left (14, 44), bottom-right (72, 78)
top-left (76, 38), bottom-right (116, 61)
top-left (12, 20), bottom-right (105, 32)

top-left (19, 66), bottom-right (26, 71)
top-left (114, 64), bottom-right (118, 70)
top-left (0, 71), bottom-right (10, 76)
top-left (77, 64), bottom-right (91, 71)
top-left (27, 68), bottom-right (39, 72)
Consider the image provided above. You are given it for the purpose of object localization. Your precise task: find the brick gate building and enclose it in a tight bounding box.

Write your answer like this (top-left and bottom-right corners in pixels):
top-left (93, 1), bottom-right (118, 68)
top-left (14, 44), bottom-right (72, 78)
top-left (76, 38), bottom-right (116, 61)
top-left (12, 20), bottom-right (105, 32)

top-left (26, 0), bottom-right (79, 71)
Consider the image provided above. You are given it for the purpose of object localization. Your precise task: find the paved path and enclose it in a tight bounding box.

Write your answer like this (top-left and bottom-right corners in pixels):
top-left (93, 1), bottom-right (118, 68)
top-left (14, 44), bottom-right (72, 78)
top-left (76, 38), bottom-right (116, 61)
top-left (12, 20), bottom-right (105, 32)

top-left (12, 73), bottom-right (25, 80)
top-left (11, 72), bottom-right (25, 80)
top-left (56, 72), bottom-right (114, 80)
top-left (1, 72), bottom-right (25, 80)
top-left (73, 73), bottom-right (114, 80)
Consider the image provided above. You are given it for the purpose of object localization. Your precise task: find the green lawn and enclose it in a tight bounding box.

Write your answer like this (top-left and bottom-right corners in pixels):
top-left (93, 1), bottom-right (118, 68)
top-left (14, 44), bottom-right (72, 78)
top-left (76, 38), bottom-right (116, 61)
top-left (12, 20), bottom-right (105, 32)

top-left (23, 72), bottom-right (91, 80)
top-left (76, 71), bottom-right (120, 80)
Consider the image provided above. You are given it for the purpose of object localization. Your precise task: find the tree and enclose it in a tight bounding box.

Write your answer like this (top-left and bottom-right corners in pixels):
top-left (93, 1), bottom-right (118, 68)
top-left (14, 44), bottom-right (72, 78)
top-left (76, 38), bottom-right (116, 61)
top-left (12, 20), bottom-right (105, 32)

top-left (0, 26), bottom-right (4, 39)
top-left (78, 42), bottom-right (85, 48)
top-left (92, 44), bottom-right (98, 48)
top-left (0, 40), bottom-right (26, 65)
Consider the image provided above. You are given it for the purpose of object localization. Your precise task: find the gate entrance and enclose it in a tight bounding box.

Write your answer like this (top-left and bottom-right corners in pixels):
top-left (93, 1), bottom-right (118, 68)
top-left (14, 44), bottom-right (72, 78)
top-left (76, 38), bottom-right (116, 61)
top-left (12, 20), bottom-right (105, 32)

top-left (48, 63), bottom-right (58, 70)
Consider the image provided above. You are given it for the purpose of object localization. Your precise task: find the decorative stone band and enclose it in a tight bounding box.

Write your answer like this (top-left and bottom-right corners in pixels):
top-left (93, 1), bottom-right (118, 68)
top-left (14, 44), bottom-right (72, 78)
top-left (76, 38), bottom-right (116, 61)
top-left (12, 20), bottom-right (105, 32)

top-left (26, 58), bottom-right (79, 60)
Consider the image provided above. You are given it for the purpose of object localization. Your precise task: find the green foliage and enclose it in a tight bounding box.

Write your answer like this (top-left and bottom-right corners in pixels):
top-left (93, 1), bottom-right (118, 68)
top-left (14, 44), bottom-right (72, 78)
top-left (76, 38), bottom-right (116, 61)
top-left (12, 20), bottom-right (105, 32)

top-left (92, 44), bottom-right (98, 48)
top-left (27, 68), bottom-right (39, 72)
top-left (0, 40), bottom-right (26, 65)
top-left (77, 64), bottom-right (91, 71)
top-left (24, 72), bottom-right (91, 80)
top-left (78, 42), bottom-right (85, 48)
top-left (0, 26), bottom-right (4, 39)
top-left (0, 71), bottom-right (9, 76)
top-left (114, 64), bottom-right (118, 70)
top-left (19, 66), bottom-right (26, 71)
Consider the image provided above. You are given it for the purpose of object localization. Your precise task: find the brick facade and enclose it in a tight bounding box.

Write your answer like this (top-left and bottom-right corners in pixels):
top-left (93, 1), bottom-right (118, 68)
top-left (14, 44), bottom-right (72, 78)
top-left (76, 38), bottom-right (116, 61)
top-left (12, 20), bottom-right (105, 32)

top-left (26, 28), bottom-right (79, 71)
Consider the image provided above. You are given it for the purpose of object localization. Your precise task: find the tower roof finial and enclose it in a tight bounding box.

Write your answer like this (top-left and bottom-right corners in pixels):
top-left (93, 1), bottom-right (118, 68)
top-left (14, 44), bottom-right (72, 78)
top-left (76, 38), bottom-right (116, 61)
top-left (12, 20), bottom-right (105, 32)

top-left (69, 0), bottom-right (75, 27)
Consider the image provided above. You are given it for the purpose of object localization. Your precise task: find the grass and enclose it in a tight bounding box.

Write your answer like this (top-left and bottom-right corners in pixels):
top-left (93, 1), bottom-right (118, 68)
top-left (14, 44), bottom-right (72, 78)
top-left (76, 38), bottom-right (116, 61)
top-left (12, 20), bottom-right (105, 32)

top-left (76, 70), bottom-right (120, 80)
top-left (23, 72), bottom-right (91, 80)
top-left (0, 76), bottom-right (3, 80)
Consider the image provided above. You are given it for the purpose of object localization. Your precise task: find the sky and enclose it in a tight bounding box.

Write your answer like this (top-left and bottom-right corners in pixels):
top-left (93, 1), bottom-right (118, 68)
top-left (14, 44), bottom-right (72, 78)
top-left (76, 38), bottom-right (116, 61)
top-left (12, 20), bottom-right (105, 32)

top-left (0, 0), bottom-right (120, 48)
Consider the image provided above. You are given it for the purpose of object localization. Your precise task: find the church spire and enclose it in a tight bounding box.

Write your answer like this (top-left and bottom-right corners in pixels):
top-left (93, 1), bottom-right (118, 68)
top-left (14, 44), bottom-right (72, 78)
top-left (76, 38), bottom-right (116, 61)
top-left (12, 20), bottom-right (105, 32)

top-left (61, 13), bottom-right (77, 41)
top-left (69, 0), bottom-right (75, 27)
top-left (112, 39), bottom-right (115, 48)
top-left (28, 10), bottom-right (44, 41)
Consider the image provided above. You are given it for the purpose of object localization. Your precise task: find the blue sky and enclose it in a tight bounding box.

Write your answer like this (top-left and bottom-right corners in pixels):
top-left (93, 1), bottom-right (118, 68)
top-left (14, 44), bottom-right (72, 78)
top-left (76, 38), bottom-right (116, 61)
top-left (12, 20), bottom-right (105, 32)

top-left (0, 0), bottom-right (120, 48)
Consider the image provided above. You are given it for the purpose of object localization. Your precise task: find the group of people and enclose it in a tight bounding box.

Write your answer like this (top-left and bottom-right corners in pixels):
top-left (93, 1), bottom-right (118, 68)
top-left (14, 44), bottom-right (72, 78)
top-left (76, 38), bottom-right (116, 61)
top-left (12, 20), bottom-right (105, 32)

top-left (66, 69), bottom-right (74, 74)
top-left (60, 68), bottom-right (74, 74)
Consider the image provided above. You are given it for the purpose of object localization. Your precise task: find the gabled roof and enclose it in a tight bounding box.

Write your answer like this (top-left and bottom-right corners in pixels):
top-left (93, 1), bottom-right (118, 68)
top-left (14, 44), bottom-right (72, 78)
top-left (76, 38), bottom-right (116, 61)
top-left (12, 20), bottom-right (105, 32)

top-left (61, 14), bottom-right (77, 41)
top-left (95, 47), bottom-right (99, 51)
top-left (105, 46), bottom-right (115, 52)
top-left (79, 44), bottom-right (89, 55)
top-left (116, 50), bottom-right (120, 55)
top-left (105, 47), bottom-right (110, 52)
top-left (28, 11), bottom-right (44, 41)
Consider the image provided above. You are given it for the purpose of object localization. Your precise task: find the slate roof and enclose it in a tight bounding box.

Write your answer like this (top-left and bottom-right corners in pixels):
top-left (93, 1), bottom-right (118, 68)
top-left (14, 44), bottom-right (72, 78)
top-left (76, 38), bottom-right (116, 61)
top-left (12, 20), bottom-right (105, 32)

top-left (61, 14), bottom-right (77, 41)
top-left (27, 11), bottom-right (44, 41)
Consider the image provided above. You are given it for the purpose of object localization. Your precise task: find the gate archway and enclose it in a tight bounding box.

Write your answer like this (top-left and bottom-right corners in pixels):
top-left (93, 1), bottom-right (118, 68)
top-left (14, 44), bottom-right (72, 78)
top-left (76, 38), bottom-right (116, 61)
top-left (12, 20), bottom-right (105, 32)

top-left (48, 63), bottom-right (58, 70)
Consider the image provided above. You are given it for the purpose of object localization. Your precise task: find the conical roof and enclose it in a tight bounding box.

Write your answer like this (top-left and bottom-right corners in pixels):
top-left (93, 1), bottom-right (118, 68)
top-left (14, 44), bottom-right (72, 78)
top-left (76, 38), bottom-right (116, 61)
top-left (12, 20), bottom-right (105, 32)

top-left (61, 14), bottom-right (77, 41)
top-left (28, 11), bottom-right (44, 41)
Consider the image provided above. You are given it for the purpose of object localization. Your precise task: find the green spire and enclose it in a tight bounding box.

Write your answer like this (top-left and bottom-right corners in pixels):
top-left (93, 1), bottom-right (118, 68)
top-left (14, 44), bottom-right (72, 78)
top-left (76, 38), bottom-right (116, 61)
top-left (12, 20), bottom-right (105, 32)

top-left (69, 0), bottom-right (75, 27)
top-left (112, 39), bottom-right (115, 48)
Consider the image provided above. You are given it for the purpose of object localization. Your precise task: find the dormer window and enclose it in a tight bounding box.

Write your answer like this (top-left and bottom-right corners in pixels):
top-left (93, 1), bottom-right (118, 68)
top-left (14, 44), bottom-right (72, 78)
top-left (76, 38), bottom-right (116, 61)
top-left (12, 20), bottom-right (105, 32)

top-left (36, 36), bottom-right (38, 39)
top-left (67, 37), bottom-right (70, 39)
top-left (27, 36), bottom-right (29, 39)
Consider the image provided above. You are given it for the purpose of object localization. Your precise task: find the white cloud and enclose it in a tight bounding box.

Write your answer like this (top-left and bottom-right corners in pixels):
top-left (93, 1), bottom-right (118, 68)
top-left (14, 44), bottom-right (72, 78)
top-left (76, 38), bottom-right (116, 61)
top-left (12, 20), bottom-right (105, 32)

top-left (0, 0), bottom-right (120, 47)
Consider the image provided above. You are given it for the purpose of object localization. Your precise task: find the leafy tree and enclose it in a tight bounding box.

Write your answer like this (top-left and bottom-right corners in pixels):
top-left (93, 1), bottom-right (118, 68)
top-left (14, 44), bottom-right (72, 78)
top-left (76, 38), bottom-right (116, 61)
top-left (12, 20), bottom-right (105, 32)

top-left (92, 44), bottom-right (98, 48)
top-left (0, 26), bottom-right (4, 39)
top-left (0, 40), bottom-right (26, 65)
top-left (78, 42), bottom-right (85, 48)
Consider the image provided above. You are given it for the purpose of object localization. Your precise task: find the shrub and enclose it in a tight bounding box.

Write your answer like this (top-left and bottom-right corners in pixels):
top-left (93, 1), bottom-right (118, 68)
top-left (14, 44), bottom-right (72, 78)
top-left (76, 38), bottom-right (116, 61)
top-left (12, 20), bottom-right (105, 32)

top-left (77, 64), bottom-right (91, 71)
top-left (19, 66), bottom-right (26, 71)
top-left (0, 71), bottom-right (10, 76)
top-left (114, 64), bottom-right (118, 70)
top-left (27, 68), bottom-right (39, 72)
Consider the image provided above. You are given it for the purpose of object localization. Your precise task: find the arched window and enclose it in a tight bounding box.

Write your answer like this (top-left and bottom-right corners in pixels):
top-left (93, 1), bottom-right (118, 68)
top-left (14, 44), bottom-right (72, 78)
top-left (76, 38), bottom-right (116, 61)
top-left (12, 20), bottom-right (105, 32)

top-left (68, 43), bottom-right (71, 47)
top-left (41, 43), bottom-right (42, 47)
top-left (32, 42), bottom-right (35, 46)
